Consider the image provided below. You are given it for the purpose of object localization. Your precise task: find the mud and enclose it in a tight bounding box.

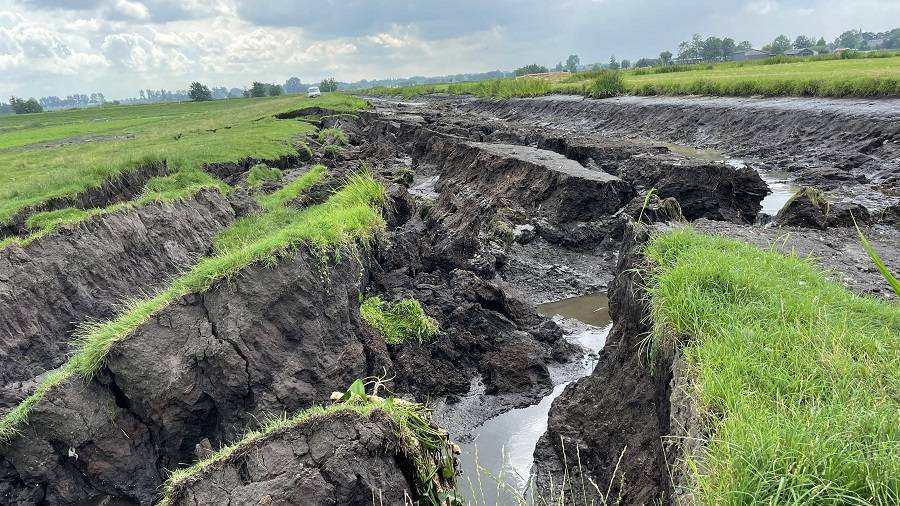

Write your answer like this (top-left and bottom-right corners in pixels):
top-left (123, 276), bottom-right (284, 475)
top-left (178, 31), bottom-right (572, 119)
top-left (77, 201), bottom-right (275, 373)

top-left (0, 189), bottom-right (237, 410)
top-left (3, 92), bottom-right (898, 505)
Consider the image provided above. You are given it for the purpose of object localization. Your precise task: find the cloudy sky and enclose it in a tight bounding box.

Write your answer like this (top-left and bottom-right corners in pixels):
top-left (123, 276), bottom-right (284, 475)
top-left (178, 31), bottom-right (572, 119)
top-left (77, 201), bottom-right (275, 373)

top-left (1, 0), bottom-right (898, 99)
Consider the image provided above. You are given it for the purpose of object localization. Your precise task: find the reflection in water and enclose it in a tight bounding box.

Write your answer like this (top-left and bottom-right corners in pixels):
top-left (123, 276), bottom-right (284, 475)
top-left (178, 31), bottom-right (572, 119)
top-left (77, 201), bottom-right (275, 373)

top-left (726, 159), bottom-right (797, 216)
top-left (455, 294), bottom-right (612, 503)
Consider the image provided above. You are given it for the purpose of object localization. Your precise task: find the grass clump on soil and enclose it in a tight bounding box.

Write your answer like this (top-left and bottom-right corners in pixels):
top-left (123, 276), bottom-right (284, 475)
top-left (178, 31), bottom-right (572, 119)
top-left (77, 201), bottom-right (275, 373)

top-left (246, 163), bottom-right (283, 187)
top-left (159, 377), bottom-right (458, 506)
top-left (0, 167), bottom-right (226, 250)
top-left (0, 171), bottom-right (385, 443)
top-left (584, 70), bottom-right (626, 98)
top-left (644, 227), bottom-right (900, 504)
top-left (317, 127), bottom-right (348, 146)
top-left (255, 163), bottom-right (327, 211)
top-left (360, 296), bottom-right (438, 344)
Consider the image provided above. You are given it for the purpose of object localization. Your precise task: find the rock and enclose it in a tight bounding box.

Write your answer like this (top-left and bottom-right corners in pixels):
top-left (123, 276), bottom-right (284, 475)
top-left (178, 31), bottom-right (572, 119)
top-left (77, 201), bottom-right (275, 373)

top-left (826, 200), bottom-right (871, 228)
top-left (776, 187), bottom-right (829, 229)
top-left (513, 223), bottom-right (536, 244)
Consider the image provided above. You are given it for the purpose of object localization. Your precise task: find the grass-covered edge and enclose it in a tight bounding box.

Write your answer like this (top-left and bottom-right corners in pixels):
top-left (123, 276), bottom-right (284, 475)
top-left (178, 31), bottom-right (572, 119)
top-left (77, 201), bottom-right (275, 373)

top-left (0, 167), bottom-right (228, 250)
top-left (643, 227), bottom-right (899, 504)
top-left (0, 169), bottom-right (386, 444)
top-left (158, 378), bottom-right (459, 506)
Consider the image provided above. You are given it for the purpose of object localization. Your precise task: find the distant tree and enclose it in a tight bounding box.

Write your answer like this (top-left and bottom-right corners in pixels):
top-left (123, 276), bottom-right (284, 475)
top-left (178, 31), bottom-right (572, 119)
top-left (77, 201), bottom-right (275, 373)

top-left (608, 55), bottom-right (620, 69)
top-left (284, 77), bottom-right (304, 94)
top-left (737, 40), bottom-right (753, 50)
top-left (701, 36), bottom-right (723, 60)
top-left (211, 86), bottom-right (228, 99)
top-left (884, 28), bottom-right (900, 49)
top-left (319, 78), bottom-right (338, 92)
top-left (635, 58), bottom-right (655, 68)
top-left (659, 50), bottom-right (672, 64)
top-left (227, 87), bottom-right (244, 98)
top-left (268, 84), bottom-right (283, 96)
top-left (793, 35), bottom-right (814, 49)
top-left (189, 82), bottom-right (212, 102)
top-left (834, 29), bottom-right (863, 49)
top-left (762, 34), bottom-right (791, 54)
top-left (565, 54), bottom-right (580, 73)
top-left (242, 89), bottom-right (251, 98)
top-left (9, 96), bottom-right (43, 114)
top-left (249, 81), bottom-right (268, 97)
top-left (722, 37), bottom-right (736, 58)
top-left (553, 61), bottom-right (563, 71)
top-left (620, 59), bottom-right (631, 69)
top-left (513, 64), bottom-right (549, 77)
top-left (816, 36), bottom-right (827, 47)
top-left (0, 102), bottom-right (12, 115)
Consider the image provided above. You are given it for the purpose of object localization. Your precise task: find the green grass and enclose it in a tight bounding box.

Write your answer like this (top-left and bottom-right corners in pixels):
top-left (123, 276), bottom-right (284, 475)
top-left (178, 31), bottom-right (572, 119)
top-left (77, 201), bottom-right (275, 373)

top-left (256, 164), bottom-right (327, 211)
top-left (316, 127), bottom-right (348, 146)
top-left (0, 171), bottom-right (386, 444)
top-left (246, 163), bottom-right (282, 187)
top-left (0, 93), bottom-right (367, 226)
top-left (360, 296), bottom-right (438, 344)
top-left (0, 167), bottom-right (226, 250)
top-left (644, 228), bottom-right (899, 504)
top-left (363, 54), bottom-right (900, 99)
top-left (159, 378), bottom-right (458, 506)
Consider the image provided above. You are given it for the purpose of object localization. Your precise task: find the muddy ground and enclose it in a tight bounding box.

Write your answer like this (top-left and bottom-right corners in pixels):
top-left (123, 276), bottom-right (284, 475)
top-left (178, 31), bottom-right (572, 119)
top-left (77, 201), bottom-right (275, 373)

top-left (1, 94), bottom-right (898, 505)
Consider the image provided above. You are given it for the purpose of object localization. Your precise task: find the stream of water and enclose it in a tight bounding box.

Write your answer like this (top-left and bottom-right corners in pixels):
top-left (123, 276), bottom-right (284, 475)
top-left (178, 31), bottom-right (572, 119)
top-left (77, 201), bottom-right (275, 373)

top-left (450, 294), bottom-right (612, 503)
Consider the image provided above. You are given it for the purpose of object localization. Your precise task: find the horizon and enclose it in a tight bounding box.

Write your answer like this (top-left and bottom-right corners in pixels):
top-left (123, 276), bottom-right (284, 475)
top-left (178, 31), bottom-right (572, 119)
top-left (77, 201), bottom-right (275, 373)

top-left (2, 0), bottom-right (899, 100)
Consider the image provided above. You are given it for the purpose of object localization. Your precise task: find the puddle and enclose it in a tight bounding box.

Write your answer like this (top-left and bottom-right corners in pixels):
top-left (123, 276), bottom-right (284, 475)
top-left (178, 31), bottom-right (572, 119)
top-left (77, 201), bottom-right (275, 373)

top-left (726, 159), bottom-right (797, 216)
top-left (450, 294), bottom-right (612, 503)
top-left (409, 174), bottom-right (440, 200)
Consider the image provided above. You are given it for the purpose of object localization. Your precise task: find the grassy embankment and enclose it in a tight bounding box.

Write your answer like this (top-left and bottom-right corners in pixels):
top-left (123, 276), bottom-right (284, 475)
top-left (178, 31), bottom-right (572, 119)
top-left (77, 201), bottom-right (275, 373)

top-left (0, 167), bottom-right (385, 443)
top-left (0, 93), bottom-right (366, 227)
top-left (363, 51), bottom-right (900, 99)
top-left (645, 228), bottom-right (899, 504)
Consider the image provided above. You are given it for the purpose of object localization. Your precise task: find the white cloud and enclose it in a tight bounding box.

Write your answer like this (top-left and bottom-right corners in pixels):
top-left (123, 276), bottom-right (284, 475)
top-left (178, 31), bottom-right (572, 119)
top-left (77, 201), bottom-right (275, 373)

top-left (111, 0), bottom-right (150, 20)
top-left (745, 0), bottom-right (779, 15)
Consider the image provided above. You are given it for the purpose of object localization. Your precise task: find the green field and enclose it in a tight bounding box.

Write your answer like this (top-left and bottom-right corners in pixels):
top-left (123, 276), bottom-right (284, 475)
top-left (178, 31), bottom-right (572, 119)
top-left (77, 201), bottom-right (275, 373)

top-left (0, 93), bottom-right (366, 226)
top-left (363, 52), bottom-right (900, 99)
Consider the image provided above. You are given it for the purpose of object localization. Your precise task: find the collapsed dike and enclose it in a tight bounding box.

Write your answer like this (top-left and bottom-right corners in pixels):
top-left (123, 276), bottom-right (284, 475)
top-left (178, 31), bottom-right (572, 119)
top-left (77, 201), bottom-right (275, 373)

top-left (1, 95), bottom-right (898, 505)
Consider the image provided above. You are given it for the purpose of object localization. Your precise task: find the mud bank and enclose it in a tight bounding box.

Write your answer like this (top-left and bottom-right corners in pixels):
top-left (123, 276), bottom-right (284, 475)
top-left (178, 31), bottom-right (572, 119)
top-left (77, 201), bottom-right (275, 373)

top-left (381, 94), bottom-right (899, 213)
top-left (0, 245), bottom-right (383, 504)
top-left (0, 189), bottom-right (237, 410)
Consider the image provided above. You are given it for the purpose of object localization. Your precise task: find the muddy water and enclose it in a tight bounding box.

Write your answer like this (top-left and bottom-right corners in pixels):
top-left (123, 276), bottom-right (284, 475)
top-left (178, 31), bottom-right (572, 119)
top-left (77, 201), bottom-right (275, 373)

top-left (451, 295), bottom-right (612, 502)
top-left (726, 159), bottom-right (797, 216)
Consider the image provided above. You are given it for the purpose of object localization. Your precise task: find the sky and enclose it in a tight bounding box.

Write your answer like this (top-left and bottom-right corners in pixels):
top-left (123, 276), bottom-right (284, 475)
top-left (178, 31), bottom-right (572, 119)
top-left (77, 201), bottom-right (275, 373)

top-left (1, 0), bottom-right (898, 100)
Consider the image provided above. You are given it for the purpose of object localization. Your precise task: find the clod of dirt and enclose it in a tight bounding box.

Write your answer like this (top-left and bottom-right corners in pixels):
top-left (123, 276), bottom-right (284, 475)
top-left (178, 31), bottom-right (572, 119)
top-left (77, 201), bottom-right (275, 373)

top-left (164, 410), bottom-right (435, 506)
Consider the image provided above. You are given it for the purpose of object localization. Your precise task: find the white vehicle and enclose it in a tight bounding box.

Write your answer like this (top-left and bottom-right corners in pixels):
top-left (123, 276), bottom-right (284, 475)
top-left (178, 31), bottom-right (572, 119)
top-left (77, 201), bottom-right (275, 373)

top-left (307, 86), bottom-right (321, 98)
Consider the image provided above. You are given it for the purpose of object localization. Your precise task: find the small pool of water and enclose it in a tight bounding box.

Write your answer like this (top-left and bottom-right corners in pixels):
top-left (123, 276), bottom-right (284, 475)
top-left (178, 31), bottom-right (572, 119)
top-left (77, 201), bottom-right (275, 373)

top-left (726, 159), bottom-right (797, 216)
top-left (453, 294), bottom-right (612, 503)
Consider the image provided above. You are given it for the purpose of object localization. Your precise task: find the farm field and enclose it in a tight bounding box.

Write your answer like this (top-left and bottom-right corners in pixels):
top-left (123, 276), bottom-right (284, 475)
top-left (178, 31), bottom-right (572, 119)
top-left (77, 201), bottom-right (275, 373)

top-left (363, 52), bottom-right (900, 99)
top-left (0, 94), bottom-right (366, 226)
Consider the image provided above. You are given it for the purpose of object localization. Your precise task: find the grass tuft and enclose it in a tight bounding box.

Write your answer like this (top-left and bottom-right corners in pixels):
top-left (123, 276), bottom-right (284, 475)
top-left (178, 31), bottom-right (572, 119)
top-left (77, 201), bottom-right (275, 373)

top-left (246, 163), bottom-right (283, 187)
top-left (584, 70), bottom-right (626, 98)
top-left (644, 228), bottom-right (900, 504)
top-left (360, 296), bottom-right (438, 344)
top-left (256, 164), bottom-right (327, 211)
top-left (316, 127), bottom-right (348, 146)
